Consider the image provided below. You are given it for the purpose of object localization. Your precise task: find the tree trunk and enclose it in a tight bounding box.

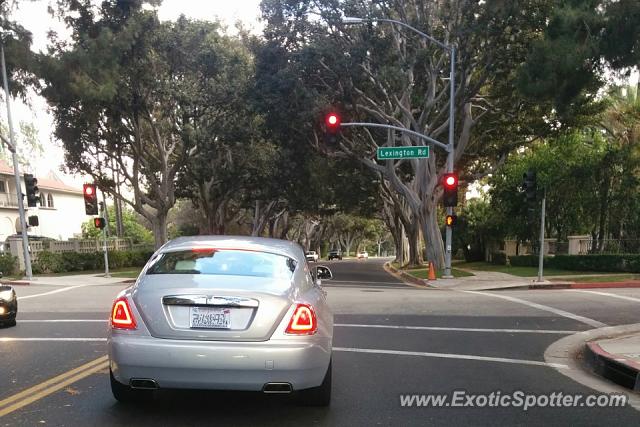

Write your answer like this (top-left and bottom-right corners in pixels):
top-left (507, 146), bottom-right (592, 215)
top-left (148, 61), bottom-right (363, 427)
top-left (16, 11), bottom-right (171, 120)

top-left (422, 199), bottom-right (445, 269)
top-left (152, 211), bottom-right (169, 249)
top-left (405, 221), bottom-right (423, 267)
top-left (395, 222), bottom-right (405, 265)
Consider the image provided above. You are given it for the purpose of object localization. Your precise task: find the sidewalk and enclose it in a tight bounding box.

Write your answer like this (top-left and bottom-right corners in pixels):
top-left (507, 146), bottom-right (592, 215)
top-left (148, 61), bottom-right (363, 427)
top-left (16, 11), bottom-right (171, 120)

top-left (585, 330), bottom-right (640, 392)
top-left (386, 262), bottom-right (640, 291)
top-left (1, 273), bottom-right (133, 286)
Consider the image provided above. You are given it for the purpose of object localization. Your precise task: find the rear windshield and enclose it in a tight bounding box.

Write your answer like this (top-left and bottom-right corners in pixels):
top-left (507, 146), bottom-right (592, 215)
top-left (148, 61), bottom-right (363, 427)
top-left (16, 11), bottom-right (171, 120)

top-left (147, 249), bottom-right (296, 278)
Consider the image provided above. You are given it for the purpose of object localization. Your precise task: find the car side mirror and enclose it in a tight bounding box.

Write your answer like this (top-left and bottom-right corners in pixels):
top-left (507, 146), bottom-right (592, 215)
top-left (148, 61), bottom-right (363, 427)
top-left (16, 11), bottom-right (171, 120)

top-left (315, 265), bottom-right (333, 281)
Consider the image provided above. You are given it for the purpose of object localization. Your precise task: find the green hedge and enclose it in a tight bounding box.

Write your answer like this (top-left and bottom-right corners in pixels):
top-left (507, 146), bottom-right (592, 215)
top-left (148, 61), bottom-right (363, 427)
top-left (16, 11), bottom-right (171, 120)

top-left (33, 249), bottom-right (154, 274)
top-left (508, 255), bottom-right (539, 267)
top-left (0, 253), bottom-right (18, 276)
top-left (490, 252), bottom-right (507, 265)
top-left (508, 254), bottom-right (640, 273)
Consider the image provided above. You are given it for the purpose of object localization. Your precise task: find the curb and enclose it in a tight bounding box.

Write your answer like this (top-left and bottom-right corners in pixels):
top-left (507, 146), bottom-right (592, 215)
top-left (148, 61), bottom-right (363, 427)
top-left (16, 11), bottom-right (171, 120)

top-left (383, 262), bottom-right (432, 288)
top-left (522, 282), bottom-right (640, 291)
top-left (544, 323), bottom-right (640, 411)
top-left (585, 341), bottom-right (640, 392)
top-left (0, 280), bottom-right (30, 286)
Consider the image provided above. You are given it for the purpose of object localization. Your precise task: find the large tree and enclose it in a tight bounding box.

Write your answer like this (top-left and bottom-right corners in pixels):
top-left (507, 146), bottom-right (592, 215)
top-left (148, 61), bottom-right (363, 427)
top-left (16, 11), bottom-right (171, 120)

top-left (258, 0), bottom-right (567, 267)
top-left (39, 2), bottom-right (251, 248)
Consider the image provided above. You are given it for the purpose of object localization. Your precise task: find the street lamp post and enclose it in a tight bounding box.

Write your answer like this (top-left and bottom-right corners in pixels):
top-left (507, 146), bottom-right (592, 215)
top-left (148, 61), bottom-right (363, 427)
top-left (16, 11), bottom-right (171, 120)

top-left (1, 42), bottom-right (33, 280)
top-left (343, 16), bottom-right (456, 277)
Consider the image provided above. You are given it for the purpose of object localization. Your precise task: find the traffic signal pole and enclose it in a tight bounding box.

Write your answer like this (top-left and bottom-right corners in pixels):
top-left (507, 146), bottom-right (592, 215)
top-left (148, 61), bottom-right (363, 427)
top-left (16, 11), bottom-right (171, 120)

top-left (1, 43), bottom-right (32, 280)
top-left (537, 189), bottom-right (546, 283)
top-left (100, 200), bottom-right (110, 278)
top-left (443, 46), bottom-right (456, 279)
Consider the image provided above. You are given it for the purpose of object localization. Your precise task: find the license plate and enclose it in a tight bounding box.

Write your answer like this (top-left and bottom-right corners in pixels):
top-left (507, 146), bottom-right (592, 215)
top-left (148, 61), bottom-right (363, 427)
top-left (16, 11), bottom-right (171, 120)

top-left (189, 307), bottom-right (231, 329)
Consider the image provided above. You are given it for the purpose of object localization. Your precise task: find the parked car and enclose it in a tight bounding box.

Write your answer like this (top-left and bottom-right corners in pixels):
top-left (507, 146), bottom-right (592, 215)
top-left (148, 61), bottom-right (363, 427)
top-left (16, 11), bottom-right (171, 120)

top-left (305, 250), bottom-right (319, 262)
top-left (327, 249), bottom-right (342, 261)
top-left (357, 251), bottom-right (369, 260)
top-left (108, 236), bottom-right (334, 406)
top-left (0, 282), bottom-right (17, 327)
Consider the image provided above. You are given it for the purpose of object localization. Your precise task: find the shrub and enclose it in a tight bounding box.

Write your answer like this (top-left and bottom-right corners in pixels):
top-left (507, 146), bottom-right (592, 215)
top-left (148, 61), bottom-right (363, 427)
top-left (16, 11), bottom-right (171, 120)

top-left (508, 255), bottom-right (538, 267)
top-left (490, 252), bottom-right (507, 265)
top-left (0, 253), bottom-right (18, 276)
top-left (33, 249), bottom-right (154, 274)
top-left (34, 251), bottom-right (65, 273)
top-left (550, 254), bottom-right (640, 273)
top-left (508, 254), bottom-right (640, 273)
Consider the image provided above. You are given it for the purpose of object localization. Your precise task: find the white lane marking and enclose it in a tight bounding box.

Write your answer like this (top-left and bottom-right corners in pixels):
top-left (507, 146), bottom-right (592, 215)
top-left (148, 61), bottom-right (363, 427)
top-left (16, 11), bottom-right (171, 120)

top-left (334, 323), bottom-right (578, 334)
top-left (17, 285), bottom-right (90, 301)
top-left (0, 338), bottom-right (567, 369)
top-left (461, 290), bottom-right (607, 328)
top-left (571, 290), bottom-right (640, 303)
top-left (17, 319), bottom-right (107, 323)
top-left (333, 347), bottom-right (568, 369)
top-left (0, 338), bottom-right (107, 342)
top-left (329, 280), bottom-right (407, 285)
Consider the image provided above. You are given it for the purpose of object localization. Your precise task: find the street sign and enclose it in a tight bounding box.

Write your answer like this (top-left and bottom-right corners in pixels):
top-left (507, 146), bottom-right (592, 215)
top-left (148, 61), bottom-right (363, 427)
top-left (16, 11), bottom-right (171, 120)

top-left (377, 146), bottom-right (430, 160)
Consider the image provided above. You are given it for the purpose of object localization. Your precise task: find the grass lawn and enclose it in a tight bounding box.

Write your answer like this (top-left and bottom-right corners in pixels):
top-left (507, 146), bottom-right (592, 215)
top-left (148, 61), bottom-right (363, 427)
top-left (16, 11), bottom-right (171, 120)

top-left (391, 262), bottom-right (474, 279)
top-left (454, 261), bottom-right (621, 277)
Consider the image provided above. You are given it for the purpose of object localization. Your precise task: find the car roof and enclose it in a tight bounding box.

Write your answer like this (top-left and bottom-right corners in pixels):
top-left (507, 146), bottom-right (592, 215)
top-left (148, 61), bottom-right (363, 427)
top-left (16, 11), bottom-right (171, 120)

top-left (160, 236), bottom-right (303, 259)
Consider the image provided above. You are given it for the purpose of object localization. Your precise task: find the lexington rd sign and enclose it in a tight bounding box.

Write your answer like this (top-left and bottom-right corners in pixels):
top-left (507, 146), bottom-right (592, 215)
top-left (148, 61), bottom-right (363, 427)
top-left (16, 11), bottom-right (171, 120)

top-left (377, 146), bottom-right (430, 160)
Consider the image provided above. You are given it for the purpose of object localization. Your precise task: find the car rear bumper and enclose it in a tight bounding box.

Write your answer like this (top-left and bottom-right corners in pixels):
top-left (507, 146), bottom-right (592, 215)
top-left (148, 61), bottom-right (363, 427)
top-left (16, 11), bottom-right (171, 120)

top-left (109, 334), bottom-right (332, 391)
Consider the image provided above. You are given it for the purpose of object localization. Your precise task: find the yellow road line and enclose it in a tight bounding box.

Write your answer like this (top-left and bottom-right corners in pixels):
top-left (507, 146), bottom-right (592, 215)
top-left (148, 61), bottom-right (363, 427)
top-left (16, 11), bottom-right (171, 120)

top-left (0, 355), bottom-right (108, 413)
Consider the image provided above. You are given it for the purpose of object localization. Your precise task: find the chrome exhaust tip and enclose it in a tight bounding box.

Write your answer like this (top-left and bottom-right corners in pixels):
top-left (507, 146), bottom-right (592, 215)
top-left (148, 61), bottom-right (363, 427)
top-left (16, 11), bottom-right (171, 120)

top-left (262, 382), bottom-right (293, 394)
top-left (129, 378), bottom-right (159, 390)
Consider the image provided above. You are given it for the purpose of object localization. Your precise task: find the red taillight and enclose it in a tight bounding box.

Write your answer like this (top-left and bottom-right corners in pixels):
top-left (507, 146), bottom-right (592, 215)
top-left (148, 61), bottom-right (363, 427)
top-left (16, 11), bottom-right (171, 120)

top-left (111, 297), bottom-right (136, 330)
top-left (285, 303), bottom-right (317, 335)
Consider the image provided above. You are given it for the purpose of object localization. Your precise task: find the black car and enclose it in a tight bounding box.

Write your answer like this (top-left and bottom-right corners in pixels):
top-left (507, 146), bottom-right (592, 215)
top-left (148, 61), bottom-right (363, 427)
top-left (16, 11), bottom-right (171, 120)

top-left (0, 284), bottom-right (17, 327)
top-left (328, 249), bottom-right (342, 260)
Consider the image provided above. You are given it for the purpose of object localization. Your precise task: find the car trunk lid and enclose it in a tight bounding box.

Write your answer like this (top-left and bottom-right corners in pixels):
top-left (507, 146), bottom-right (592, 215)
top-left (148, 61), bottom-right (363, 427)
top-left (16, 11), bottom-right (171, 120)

top-left (133, 274), bottom-right (294, 342)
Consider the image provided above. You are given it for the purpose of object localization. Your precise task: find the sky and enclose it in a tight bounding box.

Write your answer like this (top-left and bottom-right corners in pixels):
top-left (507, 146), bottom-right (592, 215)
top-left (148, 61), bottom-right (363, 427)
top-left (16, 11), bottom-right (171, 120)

top-left (1, 0), bottom-right (263, 186)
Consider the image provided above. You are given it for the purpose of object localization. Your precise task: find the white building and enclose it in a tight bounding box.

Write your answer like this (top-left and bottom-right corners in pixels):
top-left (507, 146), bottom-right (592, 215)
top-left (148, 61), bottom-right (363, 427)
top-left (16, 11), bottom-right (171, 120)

top-left (0, 159), bottom-right (90, 242)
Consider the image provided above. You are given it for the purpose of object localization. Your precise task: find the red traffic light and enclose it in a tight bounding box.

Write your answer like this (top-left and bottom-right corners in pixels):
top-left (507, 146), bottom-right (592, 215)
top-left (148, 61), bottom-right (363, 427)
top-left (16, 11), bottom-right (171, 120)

top-left (444, 174), bottom-right (457, 188)
top-left (325, 112), bottom-right (341, 132)
top-left (83, 184), bottom-right (98, 215)
top-left (94, 217), bottom-right (106, 229)
top-left (443, 173), bottom-right (458, 207)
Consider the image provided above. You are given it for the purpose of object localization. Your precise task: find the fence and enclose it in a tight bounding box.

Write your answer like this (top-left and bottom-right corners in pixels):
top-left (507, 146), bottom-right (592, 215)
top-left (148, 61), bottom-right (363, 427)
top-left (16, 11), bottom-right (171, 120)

top-left (498, 236), bottom-right (640, 259)
top-left (575, 239), bottom-right (640, 255)
top-left (0, 193), bottom-right (20, 208)
top-left (8, 237), bottom-right (154, 265)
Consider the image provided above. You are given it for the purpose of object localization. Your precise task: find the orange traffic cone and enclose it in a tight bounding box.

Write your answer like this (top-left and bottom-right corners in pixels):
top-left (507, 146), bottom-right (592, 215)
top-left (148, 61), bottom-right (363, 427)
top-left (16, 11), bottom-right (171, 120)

top-left (428, 261), bottom-right (437, 280)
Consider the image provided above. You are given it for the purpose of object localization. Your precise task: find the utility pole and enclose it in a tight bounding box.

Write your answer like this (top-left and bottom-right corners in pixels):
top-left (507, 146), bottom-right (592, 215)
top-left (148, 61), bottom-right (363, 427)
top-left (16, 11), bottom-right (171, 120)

top-left (536, 189), bottom-right (546, 283)
top-left (100, 200), bottom-right (110, 278)
top-left (1, 42), bottom-right (32, 280)
top-left (443, 46), bottom-right (456, 279)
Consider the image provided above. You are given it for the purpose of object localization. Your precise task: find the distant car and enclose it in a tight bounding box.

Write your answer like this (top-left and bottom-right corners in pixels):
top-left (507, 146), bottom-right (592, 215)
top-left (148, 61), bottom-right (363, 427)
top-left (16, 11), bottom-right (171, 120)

top-left (357, 251), bottom-right (369, 260)
top-left (0, 284), bottom-right (17, 327)
top-left (327, 250), bottom-right (342, 261)
top-left (305, 251), bottom-right (319, 262)
top-left (108, 236), bottom-right (334, 406)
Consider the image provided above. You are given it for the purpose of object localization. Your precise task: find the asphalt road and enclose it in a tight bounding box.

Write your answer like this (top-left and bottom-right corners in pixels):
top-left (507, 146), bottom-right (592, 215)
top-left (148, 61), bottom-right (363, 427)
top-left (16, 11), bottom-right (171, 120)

top-left (1, 258), bottom-right (639, 426)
